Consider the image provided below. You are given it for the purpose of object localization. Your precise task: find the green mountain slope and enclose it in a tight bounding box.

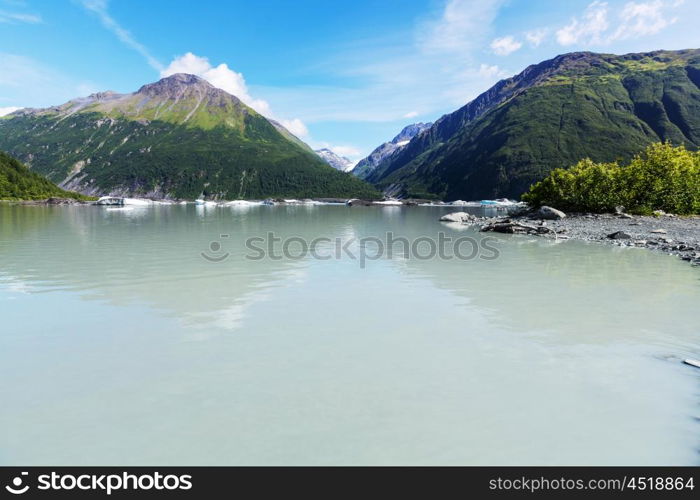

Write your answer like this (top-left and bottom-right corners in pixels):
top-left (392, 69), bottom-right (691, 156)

top-left (0, 151), bottom-right (88, 200)
top-left (366, 49), bottom-right (700, 200)
top-left (0, 74), bottom-right (378, 200)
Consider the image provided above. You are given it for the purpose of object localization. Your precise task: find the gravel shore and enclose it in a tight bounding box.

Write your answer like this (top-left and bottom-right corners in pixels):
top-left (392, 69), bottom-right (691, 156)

top-left (479, 211), bottom-right (700, 266)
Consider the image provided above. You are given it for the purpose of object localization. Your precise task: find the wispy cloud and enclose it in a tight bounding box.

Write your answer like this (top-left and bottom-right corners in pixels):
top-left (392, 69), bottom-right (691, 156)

top-left (525, 28), bottom-right (549, 47)
top-left (490, 35), bottom-right (522, 55)
top-left (611, 0), bottom-right (679, 40)
top-left (0, 52), bottom-right (99, 108)
top-left (419, 0), bottom-right (505, 56)
top-left (260, 0), bottom-right (509, 127)
top-left (0, 9), bottom-right (42, 24)
top-left (478, 63), bottom-right (507, 79)
top-left (78, 0), bottom-right (163, 71)
top-left (557, 1), bottom-right (610, 46)
top-left (556, 0), bottom-right (680, 46)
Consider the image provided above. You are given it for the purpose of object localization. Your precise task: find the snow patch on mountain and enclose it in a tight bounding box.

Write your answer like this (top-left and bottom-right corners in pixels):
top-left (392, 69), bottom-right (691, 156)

top-left (315, 148), bottom-right (355, 172)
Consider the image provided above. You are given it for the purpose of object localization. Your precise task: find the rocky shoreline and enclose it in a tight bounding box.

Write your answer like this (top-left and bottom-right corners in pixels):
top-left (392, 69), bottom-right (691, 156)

top-left (441, 208), bottom-right (700, 267)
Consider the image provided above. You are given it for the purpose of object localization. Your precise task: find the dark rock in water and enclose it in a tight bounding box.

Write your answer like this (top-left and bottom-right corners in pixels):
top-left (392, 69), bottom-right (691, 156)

top-left (607, 231), bottom-right (632, 240)
top-left (489, 223), bottom-right (524, 234)
top-left (536, 206), bottom-right (566, 220)
top-left (481, 220), bottom-right (544, 234)
top-left (509, 204), bottom-right (531, 217)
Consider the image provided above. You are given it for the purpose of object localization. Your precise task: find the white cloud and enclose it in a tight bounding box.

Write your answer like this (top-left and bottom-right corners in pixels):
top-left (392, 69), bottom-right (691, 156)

top-left (421, 0), bottom-right (506, 55)
top-left (490, 35), bottom-right (522, 55)
top-left (556, 1), bottom-right (610, 46)
top-left (161, 52), bottom-right (308, 137)
top-left (555, 0), bottom-right (679, 46)
top-left (329, 145), bottom-right (361, 158)
top-left (79, 0), bottom-right (163, 71)
top-left (0, 106), bottom-right (20, 116)
top-left (278, 118), bottom-right (308, 138)
top-left (611, 0), bottom-right (678, 41)
top-left (403, 111), bottom-right (419, 118)
top-left (0, 9), bottom-right (42, 23)
top-left (525, 28), bottom-right (549, 47)
top-left (478, 63), bottom-right (507, 79)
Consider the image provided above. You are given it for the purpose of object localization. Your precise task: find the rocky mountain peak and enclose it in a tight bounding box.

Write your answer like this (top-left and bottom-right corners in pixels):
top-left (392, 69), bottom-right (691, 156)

top-left (136, 73), bottom-right (216, 98)
top-left (87, 90), bottom-right (120, 101)
top-left (392, 122), bottom-right (433, 144)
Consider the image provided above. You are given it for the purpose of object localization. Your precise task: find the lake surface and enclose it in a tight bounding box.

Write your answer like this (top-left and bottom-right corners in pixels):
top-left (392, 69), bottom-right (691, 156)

top-left (1, 203), bottom-right (699, 465)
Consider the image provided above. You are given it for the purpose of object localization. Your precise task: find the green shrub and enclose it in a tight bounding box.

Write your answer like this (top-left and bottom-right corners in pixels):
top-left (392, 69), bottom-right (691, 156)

top-left (522, 143), bottom-right (700, 215)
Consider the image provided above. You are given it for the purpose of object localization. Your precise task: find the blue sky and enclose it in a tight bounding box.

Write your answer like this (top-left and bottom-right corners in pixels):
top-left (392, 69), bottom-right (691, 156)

top-left (1, 0), bottom-right (699, 160)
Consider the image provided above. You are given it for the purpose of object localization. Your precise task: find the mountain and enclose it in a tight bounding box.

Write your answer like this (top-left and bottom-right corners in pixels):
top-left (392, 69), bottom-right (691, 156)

top-left (0, 151), bottom-right (88, 201)
top-left (315, 148), bottom-right (354, 172)
top-left (365, 49), bottom-right (700, 200)
top-left (0, 73), bottom-right (378, 200)
top-left (353, 122), bottom-right (432, 180)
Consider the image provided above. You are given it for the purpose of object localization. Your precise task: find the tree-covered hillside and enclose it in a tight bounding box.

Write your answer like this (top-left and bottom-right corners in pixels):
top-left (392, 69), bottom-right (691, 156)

top-left (0, 151), bottom-right (89, 201)
top-left (366, 49), bottom-right (700, 200)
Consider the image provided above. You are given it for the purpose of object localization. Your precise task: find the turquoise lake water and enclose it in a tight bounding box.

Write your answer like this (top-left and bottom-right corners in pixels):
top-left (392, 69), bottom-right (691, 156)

top-left (0, 204), bottom-right (698, 465)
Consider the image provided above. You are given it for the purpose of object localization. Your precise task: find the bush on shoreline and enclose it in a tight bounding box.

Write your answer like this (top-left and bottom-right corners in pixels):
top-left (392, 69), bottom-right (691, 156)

top-left (522, 143), bottom-right (700, 215)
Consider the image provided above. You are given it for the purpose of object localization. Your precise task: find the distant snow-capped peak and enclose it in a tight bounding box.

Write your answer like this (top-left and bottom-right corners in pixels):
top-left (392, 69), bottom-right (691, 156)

top-left (352, 122), bottom-right (433, 179)
top-left (315, 148), bottom-right (355, 172)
